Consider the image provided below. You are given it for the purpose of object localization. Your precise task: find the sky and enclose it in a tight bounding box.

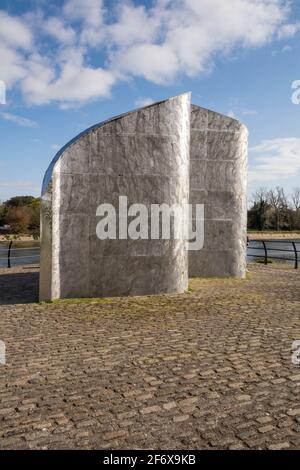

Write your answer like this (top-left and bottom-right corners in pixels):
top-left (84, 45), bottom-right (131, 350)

top-left (0, 0), bottom-right (300, 203)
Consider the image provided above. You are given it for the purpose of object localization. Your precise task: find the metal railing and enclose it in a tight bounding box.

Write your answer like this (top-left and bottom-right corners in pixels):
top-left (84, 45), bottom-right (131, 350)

top-left (0, 241), bottom-right (40, 268)
top-left (1, 239), bottom-right (299, 269)
top-left (248, 239), bottom-right (299, 269)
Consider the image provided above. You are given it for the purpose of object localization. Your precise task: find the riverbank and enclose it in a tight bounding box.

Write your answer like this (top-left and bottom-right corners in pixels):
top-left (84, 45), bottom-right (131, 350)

top-left (248, 231), bottom-right (300, 240)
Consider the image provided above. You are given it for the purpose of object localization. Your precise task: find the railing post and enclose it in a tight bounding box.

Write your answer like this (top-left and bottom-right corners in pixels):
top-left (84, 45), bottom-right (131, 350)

top-left (262, 240), bottom-right (268, 265)
top-left (7, 240), bottom-right (13, 268)
top-left (292, 242), bottom-right (298, 270)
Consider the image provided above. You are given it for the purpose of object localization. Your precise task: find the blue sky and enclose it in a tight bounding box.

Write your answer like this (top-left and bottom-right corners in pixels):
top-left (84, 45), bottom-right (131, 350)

top-left (0, 0), bottom-right (300, 202)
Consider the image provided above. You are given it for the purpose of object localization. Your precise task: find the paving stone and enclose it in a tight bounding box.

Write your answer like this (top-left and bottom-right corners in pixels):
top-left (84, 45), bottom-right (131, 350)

top-left (287, 408), bottom-right (300, 417)
top-left (258, 425), bottom-right (275, 434)
top-left (289, 375), bottom-right (300, 382)
top-left (0, 263), bottom-right (299, 449)
top-left (256, 416), bottom-right (273, 424)
top-left (102, 430), bottom-right (127, 441)
top-left (173, 415), bottom-right (190, 423)
top-left (163, 401), bottom-right (177, 411)
top-left (229, 442), bottom-right (246, 450)
top-left (268, 442), bottom-right (290, 450)
top-left (140, 406), bottom-right (161, 415)
top-left (236, 395), bottom-right (252, 402)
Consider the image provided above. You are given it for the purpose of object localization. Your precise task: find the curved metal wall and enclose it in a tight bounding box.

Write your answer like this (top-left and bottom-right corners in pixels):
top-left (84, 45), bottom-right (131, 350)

top-left (189, 104), bottom-right (248, 278)
top-left (40, 93), bottom-right (191, 300)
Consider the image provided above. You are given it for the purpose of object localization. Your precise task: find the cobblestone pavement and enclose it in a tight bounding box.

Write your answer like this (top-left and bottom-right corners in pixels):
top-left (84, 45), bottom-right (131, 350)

top-left (0, 263), bottom-right (299, 450)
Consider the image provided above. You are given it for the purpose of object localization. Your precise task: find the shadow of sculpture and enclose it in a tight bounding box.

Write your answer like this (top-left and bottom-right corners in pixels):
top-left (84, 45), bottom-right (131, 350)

top-left (0, 270), bottom-right (39, 305)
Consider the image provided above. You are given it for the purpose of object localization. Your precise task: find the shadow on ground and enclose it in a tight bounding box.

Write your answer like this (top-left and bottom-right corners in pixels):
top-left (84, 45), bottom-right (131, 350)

top-left (0, 269), bottom-right (39, 304)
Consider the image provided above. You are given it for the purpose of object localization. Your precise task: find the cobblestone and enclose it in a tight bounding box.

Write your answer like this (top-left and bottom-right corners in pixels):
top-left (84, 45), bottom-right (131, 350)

top-left (0, 262), bottom-right (299, 449)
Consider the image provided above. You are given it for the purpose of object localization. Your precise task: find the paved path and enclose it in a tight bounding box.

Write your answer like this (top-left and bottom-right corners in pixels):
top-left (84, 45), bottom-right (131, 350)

top-left (0, 263), bottom-right (299, 450)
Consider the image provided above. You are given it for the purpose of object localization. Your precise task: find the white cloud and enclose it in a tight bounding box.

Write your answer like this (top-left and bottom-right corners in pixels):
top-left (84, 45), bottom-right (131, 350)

top-left (115, 43), bottom-right (179, 84)
top-left (135, 97), bottom-right (155, 107)
top-left (0, 11), bottom-right (32, 50)
top-left (0, 45), bottom-right (27, 87)
top-left (0, 112), bottom-right (38, 128)
top-left (0, 0), bottom-right (300, 106)
top-left (110, 0), bottom-right (296, 83)
top-left (249, 138), bottom-right (300, 183)
top-left (43, 17), bottom-right (76, 45)
top-left (0, 5), bottom-right (113, 106)
top-left (21, 50), bottom-right (116, 106)
top-left (277, 22), bottom-right (300, 39)
top-left (0, 11), bottom-right (32, 87)
top-left (64, 0), bottom-right (104, 46)
top-left (64, 0), bottom-right (103, 27)
top-left (107, 3), bottom-right (159, 47)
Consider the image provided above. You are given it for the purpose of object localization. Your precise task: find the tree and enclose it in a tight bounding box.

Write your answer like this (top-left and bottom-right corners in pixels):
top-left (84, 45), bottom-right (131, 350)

top-left (248, 187), bottom-right (300, 232)
top-left (0, 203), bottom-right (8, 226)
top-left (291, 187), bottom-right (300, 230)
top-left (1, 196), bottom-right (41, 234)
top-left (28, 199), bottom-right (40, 233)
top-left (248, 187), bottom-right (270, 231)
top-left (291, 187), bottom-right (300, 211)
top-left (268, 187), bottom-right (289, 231)
top-left (5, 206), bottom-right (31, 233)
top-left (4, 196), bottom-right (36, 208)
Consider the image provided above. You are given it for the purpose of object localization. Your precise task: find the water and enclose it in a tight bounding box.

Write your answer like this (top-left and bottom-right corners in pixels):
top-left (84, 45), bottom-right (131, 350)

top-left (247, 239), bottom-right (300, 265)
top-left (1, 239), bottom-right (299, 268)
top-left (0, 241), bottom-right (40, 268)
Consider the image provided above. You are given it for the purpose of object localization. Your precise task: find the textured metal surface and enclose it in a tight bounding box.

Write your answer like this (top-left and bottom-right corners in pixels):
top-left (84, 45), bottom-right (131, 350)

top-left (40, 96), bottom-right (248, 301)
top-left (189, 104), bottom-right (248, 278)
top-left (40, 94), bottom-right (191, 300)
